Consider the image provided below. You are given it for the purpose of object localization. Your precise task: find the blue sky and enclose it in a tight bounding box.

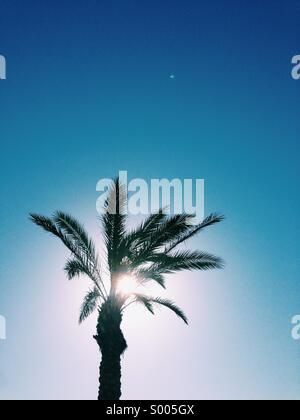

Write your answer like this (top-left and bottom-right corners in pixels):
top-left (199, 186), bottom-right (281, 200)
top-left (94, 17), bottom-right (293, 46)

top-left (0, 0), bottom-right (300, 399)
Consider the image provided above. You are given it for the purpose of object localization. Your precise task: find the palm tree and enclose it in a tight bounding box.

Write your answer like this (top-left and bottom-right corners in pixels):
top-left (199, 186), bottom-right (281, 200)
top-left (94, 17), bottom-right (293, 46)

top-left (30, 178), bottom-right (224, 400)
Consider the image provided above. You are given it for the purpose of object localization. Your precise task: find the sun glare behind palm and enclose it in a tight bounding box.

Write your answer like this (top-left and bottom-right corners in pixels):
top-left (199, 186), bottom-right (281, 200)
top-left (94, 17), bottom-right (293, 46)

top-left (117, 275), bottom-right (140, 297)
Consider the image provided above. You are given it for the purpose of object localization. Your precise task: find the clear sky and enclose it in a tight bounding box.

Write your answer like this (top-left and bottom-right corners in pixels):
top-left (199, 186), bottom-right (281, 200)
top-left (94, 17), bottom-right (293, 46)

top-left (0, 0), bottom-right (300, 400)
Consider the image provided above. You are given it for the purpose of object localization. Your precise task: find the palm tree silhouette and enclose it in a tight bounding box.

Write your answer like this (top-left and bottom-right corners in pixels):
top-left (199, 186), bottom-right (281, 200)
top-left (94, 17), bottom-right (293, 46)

top-left (30, 178), bottom-right (224, 400)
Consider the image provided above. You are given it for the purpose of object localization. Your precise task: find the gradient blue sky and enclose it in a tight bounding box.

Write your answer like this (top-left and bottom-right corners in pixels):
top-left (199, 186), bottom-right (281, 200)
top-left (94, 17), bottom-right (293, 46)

top-left (0, 0), bottom-right (300, 400)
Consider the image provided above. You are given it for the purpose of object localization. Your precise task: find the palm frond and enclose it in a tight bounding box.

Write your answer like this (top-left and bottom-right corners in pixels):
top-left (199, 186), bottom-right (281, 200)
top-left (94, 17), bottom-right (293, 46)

top-left (134, 295), bottom-right (188, 324)
top-left (101, 178), bottom-right (127, 273)
top-left (134, 294), bottom-right (155, 314)
top-left (147, 213), bottom-right (194, 250)
top-left (30, 213), bottom-right (82, 257)
top-left (64, 259), bottom-right (88, 280)
top-left (136, 268), bottom-right (166, 289)
top-left (130, 214), bottom-right (193, 266)
top-left (54, 212), bottom-right (96, 261)
top-left (152, 297), bottom-right (188, 324)
top-left (79, 287), bottom-right (101, 324)
top-left (165, 213), bottom-right (225, 253)
top-left (122, 210), bottom-right (167, 250)
top-left (29, 214), bottom-right (61, 238)
top-left (148, 250), bottom-right (225, 273)
top-left (30, 213), bottom-right (106, 299)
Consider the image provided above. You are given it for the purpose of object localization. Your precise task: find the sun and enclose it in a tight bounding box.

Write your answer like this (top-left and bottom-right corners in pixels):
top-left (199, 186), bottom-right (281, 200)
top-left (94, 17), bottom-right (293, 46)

top-left (117, 275), bottom-right (140, 297)
top-left (116, 274), bottom-right (164, 299)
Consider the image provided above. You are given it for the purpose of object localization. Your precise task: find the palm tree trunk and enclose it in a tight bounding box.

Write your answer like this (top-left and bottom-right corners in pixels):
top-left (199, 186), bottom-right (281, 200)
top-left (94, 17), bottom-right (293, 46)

top-left (94, 299), bottom-right (127, 400)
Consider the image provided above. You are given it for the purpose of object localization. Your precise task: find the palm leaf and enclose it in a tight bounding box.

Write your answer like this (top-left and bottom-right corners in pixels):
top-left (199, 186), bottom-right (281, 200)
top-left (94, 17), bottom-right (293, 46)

top-left (134, 295), bottom-right (188, 324)
top-left (146, 213), bottom-right (194, 250)
top-left (64, 259), bottom-right (88, 280)
top-left (165, 213), bottom-right (225, 253)
top-left (30, 213), bottom-right (106, 298)
top-left (135, 294), bottom-right (155, 314)
top-left (135, 268), bottom-right (166, 289)
top-left (122, 210), bottom-right (167, 251)
top-left (148, 250), bottom-right (225, 273)
top-left (54, 211), bottom-right (96, 261)
top-left (30, 213), bottom-right (83, 257)
top-left (79, 287), bottom-right (101, 324)
top-left (130, 214), bottom-right (193, 266)
top-left (101, 178), bottom-right (127, 272)
top-left (29, 214), bottom-right (61, 237)
top-left (152, 298), bottom-right (188, 324)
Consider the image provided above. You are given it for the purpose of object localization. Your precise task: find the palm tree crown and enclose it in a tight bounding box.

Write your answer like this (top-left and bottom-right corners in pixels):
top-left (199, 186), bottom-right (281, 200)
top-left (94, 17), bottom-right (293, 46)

top-left (30, 178), bottom-right (224, 325)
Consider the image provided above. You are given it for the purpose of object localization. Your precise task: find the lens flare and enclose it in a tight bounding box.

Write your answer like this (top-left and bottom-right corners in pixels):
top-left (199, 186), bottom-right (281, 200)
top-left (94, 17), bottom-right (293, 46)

top-left (117, 275), bottom-right (139, 296)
